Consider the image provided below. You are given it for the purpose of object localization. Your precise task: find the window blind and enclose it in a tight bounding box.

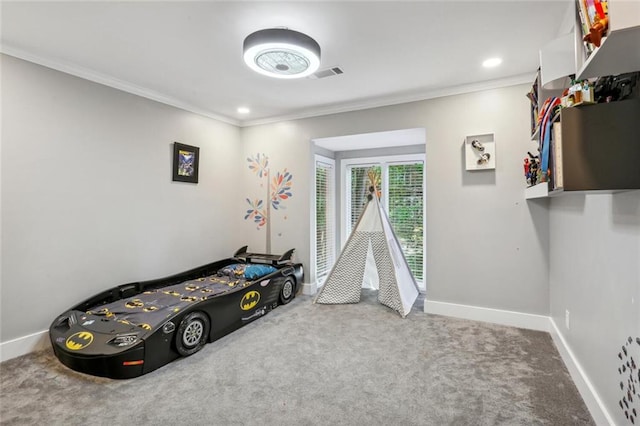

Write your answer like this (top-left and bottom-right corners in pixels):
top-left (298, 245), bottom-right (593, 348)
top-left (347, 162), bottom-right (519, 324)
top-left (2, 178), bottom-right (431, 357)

top-left (388, 162), bottom-right (424, 280)
top-left (315, 159), bottom-right (336, 282)
top-left (349, 165), bottom-right (381, 232)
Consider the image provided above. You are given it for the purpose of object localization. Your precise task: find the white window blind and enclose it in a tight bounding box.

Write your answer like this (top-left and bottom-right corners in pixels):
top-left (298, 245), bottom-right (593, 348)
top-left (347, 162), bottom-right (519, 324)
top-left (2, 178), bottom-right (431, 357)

top-left (315, 158), bottom-right (336, 282)
top-left (345, 158), bottom-right (424, 284)
top-left (349, 165), bottom-right (381, 232)
top-left (388, 163), bottom-right (424, 281)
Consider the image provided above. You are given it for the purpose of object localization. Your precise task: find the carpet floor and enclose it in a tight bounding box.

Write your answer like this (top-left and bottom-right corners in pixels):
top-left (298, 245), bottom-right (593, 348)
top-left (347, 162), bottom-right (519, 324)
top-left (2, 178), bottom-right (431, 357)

top-left (0, 291), bottom-right (594, 425)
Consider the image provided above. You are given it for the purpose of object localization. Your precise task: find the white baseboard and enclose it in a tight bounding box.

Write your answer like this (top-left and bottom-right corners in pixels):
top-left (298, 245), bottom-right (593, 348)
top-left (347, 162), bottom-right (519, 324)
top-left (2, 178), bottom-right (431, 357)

top-left (423, 299), bottom-right (613, 426)
top-left (423, 299), bottom-right (550, 331)
top-left (301, 281), bottom-right (317, 296)
top-left (548, 318), bottom-right (614, 426)
top-left (0, 330), bottom-right (50, 363)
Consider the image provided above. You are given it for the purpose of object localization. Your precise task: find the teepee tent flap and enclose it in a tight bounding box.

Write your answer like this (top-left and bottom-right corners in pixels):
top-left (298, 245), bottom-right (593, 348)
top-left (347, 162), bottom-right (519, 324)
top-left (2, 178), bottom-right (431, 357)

top-left (314, 191), bottom-right (419, 317)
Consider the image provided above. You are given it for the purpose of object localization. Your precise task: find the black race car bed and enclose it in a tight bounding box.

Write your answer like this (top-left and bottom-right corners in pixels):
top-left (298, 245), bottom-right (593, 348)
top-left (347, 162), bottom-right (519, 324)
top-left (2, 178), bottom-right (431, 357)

top-left (50, 247), bottom-right (303, 379)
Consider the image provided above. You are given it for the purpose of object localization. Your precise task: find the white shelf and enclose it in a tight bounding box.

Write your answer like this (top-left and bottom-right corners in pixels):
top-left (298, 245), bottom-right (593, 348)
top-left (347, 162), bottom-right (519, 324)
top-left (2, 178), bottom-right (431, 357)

top-left (525, 182), bottom-right (564, 199)
top-left (540, 33), bottom-right (575, 89)
top-left (576, 1), bottom-right (640, 80)
top-left (577, 27), bottom-right (640, 79)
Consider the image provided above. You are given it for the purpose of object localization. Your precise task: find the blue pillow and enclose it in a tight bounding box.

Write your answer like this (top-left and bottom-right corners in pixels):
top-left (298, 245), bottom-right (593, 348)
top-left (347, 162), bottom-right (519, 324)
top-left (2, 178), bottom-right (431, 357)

top-left (218, 264), bottom-right (246, 278)
top-left (244, 264), bottom-right (277, 280)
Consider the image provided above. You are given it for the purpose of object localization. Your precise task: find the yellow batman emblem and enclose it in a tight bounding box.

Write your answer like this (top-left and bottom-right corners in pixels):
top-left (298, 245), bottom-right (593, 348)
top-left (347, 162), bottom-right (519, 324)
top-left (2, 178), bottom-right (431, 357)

top-left (240, 291), bottom-right (260, 311)
top-left (125, 299), bottom-right (144, 308)
top-left (65, 332), bottom-right (94, 351)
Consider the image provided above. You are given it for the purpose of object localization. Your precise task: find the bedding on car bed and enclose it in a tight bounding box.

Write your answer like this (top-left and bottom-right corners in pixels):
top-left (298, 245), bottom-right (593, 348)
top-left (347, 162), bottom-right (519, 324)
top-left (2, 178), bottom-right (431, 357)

top-left (84, 264), bottom-right (277, 330)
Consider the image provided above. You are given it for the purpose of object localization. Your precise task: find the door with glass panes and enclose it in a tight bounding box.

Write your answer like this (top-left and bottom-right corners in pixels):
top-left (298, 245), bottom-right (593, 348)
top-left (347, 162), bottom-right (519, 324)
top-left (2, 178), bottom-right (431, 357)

top-left (345, 156), bottom-right (424, 287)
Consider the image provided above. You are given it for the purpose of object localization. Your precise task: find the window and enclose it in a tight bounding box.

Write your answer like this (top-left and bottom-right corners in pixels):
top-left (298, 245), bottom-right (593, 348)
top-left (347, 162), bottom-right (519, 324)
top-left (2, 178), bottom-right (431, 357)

top-left (314, 156), bottom-right (336, 284)
top-left (349, 165), bottom-right (381, 230)
top-left (388, 163), bottom-right (424, 281)
top-left (344, 154), bottom-right (425, 286)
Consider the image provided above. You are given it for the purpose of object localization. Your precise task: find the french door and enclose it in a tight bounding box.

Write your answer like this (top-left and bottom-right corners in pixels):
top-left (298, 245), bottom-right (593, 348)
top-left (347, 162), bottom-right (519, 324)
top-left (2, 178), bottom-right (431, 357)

top-left (344, 155), bottom-right (425, 285)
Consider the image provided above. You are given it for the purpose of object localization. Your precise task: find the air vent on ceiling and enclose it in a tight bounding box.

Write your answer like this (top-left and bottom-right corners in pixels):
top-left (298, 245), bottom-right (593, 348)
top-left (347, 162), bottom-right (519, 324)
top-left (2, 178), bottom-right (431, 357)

top-left (309, 66), bottom-right (344, 79)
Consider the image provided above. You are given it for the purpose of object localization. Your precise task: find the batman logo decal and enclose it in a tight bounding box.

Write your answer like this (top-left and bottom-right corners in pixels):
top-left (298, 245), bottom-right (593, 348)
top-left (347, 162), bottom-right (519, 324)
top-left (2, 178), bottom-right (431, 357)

top-left (65, 332), bottom-right (94, 351)
top-left (125, 299), bottom-right (144, 308)
top-left (240, 291), bottom-right (260, 311)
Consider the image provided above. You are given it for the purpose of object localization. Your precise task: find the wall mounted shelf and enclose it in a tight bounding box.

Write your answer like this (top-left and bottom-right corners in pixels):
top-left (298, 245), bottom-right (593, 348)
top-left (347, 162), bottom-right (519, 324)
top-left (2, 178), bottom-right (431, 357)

top-left (575, 1), bottom-right (640, 80)
top-left (525, 182), bottom-right (563, 199)
top-left (525, 100), bottom-right (640, 199)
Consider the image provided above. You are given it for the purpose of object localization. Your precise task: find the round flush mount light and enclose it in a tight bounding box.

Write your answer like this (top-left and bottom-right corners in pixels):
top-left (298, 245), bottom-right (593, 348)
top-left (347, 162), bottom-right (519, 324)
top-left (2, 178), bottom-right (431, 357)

top-left (237, 107), bottom-right (250, 114)
top-left (243, 28), bottom-right (321, 79)
top-left (482, 57), bottom-right (503, 68)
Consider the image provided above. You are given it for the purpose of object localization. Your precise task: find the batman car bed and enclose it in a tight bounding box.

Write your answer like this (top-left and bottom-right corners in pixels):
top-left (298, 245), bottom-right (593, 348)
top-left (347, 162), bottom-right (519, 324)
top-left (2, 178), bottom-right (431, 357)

top-left (50, 247), bottom-right (303, 379)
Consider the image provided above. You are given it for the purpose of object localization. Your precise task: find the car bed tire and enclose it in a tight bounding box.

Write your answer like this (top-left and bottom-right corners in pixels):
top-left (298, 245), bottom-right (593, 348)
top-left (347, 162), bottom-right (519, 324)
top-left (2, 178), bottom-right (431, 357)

top-left (279, 278), bottom-right (295, 305)
top-left (175, 311), bottom-right (210, 357)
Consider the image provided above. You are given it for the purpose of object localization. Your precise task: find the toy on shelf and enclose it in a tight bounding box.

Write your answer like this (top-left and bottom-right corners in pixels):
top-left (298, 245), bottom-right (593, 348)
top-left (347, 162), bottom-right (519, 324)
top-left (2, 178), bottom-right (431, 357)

top-left (583, 2), bottom-right (609, 47)
top-left (537, 97), bottom-right (562, 183)
top-left (524, 152), bottom-right (540, 186)
top-left (577, 0), bottom-right (609, 49)
top-left (562, 80), bottom-right (595, 107)
top-left (594, 72), bottom-right (639, 103)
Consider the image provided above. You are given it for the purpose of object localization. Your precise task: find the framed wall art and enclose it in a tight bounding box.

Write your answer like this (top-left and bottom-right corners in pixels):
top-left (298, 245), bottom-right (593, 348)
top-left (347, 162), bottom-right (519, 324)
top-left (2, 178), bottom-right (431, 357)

top-left (172, 142), bottom-right (199, 183)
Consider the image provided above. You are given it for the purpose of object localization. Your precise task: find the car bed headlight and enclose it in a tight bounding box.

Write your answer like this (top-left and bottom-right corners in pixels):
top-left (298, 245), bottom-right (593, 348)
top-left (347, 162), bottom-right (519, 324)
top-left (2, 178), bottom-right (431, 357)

top-left (108, 334), bottom-right (139, 347)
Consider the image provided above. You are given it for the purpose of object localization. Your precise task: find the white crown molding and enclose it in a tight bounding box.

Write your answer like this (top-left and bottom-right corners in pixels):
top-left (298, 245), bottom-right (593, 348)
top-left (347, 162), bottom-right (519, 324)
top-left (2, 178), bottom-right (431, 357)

top-left (2, 44), bottom-right (533, 130)
top-left (240, 72), bottom-right (535, 127)
top-left (0, 44), bottom-right (240, 127)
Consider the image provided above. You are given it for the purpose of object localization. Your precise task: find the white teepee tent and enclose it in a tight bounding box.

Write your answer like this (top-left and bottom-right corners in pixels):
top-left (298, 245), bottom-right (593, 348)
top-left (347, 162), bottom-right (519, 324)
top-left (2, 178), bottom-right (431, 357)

top-left (314, 186), bottom-right (420, 317)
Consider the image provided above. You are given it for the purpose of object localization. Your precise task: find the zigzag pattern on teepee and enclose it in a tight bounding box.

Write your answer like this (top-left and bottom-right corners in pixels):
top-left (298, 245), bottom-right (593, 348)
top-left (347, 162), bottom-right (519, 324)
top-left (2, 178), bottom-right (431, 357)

top-left (314, 190), bottom-right (419, 318)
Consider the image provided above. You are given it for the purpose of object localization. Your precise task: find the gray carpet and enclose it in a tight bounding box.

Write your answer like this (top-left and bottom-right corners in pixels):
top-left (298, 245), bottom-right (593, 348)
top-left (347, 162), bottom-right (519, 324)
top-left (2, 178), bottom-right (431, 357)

top-left (0, 291), bottom-right (594, 425)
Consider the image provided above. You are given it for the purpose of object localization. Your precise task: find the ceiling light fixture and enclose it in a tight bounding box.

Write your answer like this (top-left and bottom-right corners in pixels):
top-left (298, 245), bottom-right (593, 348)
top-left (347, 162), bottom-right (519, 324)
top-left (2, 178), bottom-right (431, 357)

top-left (237, 107), bottom-right (250, 114)
top-left (482, 57), bottom-right (503, 68)
top-left (243, 28), bottom-right (321, 79)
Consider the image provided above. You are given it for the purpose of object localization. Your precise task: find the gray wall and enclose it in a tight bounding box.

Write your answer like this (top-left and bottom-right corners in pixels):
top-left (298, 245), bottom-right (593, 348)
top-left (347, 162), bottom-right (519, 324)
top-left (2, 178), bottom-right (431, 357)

top-left (1, 55), bottom-right (243, 341)
top-left (241, 84), bottom-right (550, 315)
top-left (549, 191), bottom-right (640, 425)
top-left (2, 53), bottom-right (634, 423)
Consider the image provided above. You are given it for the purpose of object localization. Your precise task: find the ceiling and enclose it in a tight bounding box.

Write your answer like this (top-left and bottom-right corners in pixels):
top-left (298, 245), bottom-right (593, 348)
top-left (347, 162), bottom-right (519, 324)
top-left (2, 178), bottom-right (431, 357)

top-left (1, 1), bottom-right (571, 127)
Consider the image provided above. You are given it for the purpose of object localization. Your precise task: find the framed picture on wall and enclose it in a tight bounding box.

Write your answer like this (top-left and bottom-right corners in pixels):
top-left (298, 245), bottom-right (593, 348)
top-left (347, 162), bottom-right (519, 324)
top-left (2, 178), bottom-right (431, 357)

top-left (172, 142), bottom-right (200, 183)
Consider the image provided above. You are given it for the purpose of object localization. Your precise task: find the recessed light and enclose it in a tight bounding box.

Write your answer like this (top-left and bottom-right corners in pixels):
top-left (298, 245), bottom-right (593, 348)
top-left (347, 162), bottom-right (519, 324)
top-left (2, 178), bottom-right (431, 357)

top-left (482, 57), bottom-right (503, 68)
top-left (237, 107), bottom-right (250, 114)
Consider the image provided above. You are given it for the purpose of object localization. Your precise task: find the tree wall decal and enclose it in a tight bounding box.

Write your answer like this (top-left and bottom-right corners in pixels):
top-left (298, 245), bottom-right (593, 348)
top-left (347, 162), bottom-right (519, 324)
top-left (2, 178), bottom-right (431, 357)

top-left (244, 153), bottom-right (293, 253)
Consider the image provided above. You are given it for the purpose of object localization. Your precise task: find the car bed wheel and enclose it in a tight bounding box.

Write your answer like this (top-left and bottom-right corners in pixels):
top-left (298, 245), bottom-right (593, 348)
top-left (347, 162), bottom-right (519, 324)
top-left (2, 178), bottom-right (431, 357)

top-left (279, 278), bottom-right (295, 305)
top-left (175, 311), bottom-right (210, 357)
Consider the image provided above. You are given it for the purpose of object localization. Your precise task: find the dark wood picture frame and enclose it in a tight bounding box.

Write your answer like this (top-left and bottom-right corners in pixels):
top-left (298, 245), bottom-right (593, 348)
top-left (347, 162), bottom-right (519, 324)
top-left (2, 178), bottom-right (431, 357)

top-left (172, 142), bottom-right (200, 183)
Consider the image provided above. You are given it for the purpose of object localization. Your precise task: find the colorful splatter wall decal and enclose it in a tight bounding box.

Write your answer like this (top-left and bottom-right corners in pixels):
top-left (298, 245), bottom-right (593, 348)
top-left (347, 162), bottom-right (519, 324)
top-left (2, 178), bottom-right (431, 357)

top-left (619, 336), bottom-right (640, 424)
